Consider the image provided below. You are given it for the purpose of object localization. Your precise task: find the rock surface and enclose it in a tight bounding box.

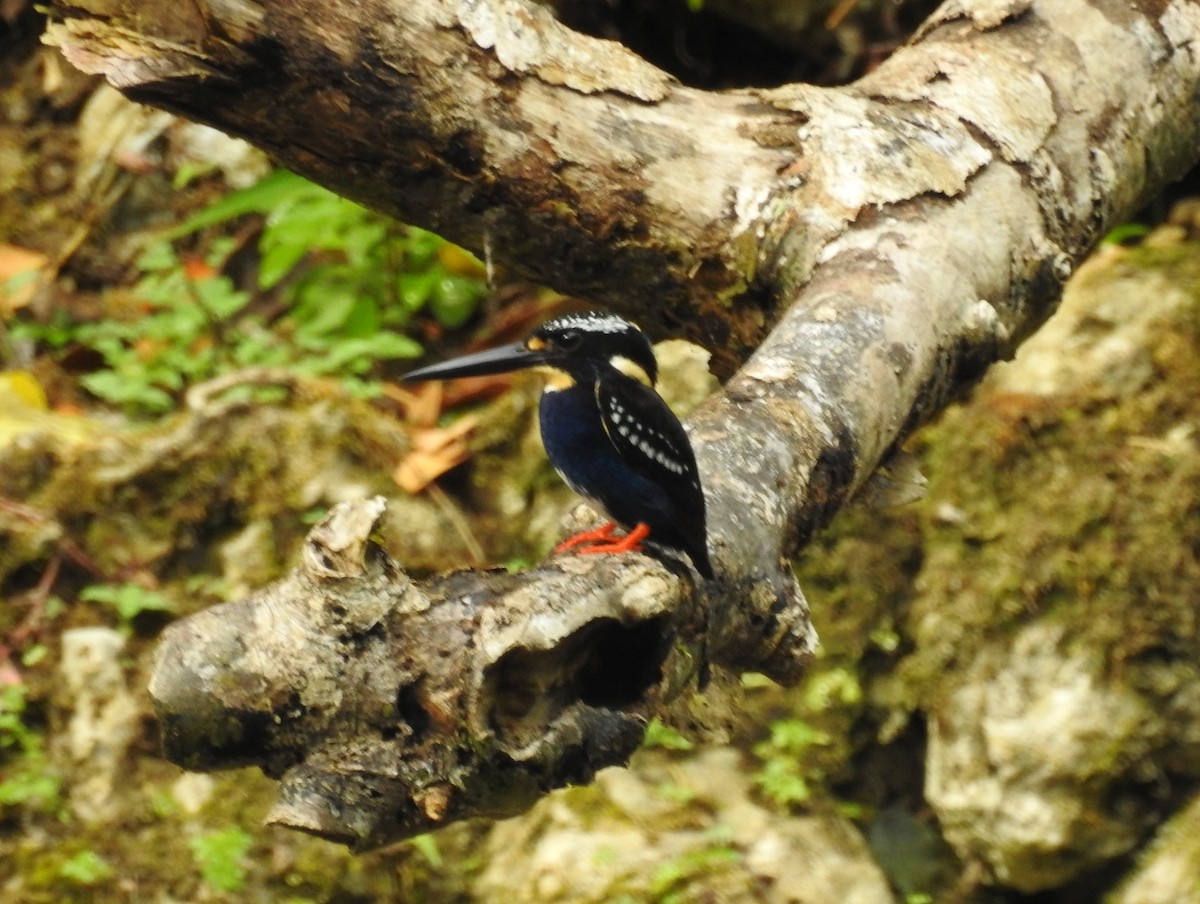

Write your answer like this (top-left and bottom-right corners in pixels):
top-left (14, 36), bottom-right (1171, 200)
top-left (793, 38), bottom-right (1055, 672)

top-left (475, 747), bottom-right (897, 904)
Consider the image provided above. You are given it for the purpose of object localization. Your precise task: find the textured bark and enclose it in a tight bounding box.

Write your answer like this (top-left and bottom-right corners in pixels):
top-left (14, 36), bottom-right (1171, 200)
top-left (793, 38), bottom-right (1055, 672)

top-left (151, 498), bottom-right (703, 847)
top-left (45, 0), bottom-right (1200, 847)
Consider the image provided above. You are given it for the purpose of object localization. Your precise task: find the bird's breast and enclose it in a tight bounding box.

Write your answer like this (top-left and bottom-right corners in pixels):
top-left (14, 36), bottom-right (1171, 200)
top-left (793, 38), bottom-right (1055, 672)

top-left (538, 385), bottom-right (604, 470)
top-left (538, 385), bottom-right (624, 508)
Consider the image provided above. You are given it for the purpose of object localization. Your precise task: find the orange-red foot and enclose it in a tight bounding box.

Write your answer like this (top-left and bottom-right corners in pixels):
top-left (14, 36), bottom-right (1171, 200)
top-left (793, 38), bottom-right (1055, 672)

top-left (554, 521), bottom-right (617, 554)
top-left (572, 522), bottom-right (651, 557)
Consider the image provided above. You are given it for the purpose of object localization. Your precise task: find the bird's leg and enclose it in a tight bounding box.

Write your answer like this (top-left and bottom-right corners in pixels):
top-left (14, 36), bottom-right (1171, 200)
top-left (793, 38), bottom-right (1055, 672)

top-left (570, 522), bottom-right (651, 557)
top-left (553, 521), bottom-right (617, 554)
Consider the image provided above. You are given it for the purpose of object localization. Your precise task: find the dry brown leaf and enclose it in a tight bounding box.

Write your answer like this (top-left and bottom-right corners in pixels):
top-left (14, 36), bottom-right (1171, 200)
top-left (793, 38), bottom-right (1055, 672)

top-left (0, 243), bottom-right (48, 315)
top-left (393, 415), bottom-right (479, 493)
top-left (383, 381), bottom-right (444, 427)
top-left (385, 373), bottom-right (519, 427)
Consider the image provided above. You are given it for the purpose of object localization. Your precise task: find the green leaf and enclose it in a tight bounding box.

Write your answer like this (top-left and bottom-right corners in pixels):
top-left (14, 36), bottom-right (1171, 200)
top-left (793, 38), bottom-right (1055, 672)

top-left (290, 285), bottom-right (359, 339)
top-left (1102, 222), bottom-right (1150, 245)
top-left (397, 269), bottom-right (440, 310)
top-left (258, 237), bottom-right (311, 289)
top-left (402, 227), bottom-right (444, 266)
top-left (190, 827), bottom-right (253, 893)
top-left (170, 170), bottom-right (318, 236)
top-left (29, 169), bottom-right (467, 417)
top-left (20, 644), bottom-right (48, 667)
top-left (341, 294), bottom-right (383, 337)
top-left (80, 372), bottom-right (175, 414)
top-left (339, 219), bottom-right (390, 265)
top-left (650, 841), bottom-right (739, 897)
top-left (306, 333), bottom-right (422, 375)
top-left (194, 277), bottom-right (251, 319)
top-left (0, 766), bottom-right (61, 808)
top-left (58, 850), bottom-right (114, 886)
top-left (655, 782), bottom-right (699, 804)
top-left (230, 328), bottom-right (290, 367)
top-left (135, 242), bottom-right (179, 272)
top-left (409, 833), bottom-right (443, 868)
top-left (761, 718), bottom-right (829, 754)
top-left (0, 684), bottom-right (33, 747)
top-left (361, 331), bottom-right (424, 359)
top-left (80, 583), bottom-right (175, 623)
top-left (431, 274), bottom-right (484, 328)
top-left (259, 214), bottom-right (324, 285)
top-left (171, 160), bottom-right (214, 190)
top-left (643, 718), bottom-right (694, 751)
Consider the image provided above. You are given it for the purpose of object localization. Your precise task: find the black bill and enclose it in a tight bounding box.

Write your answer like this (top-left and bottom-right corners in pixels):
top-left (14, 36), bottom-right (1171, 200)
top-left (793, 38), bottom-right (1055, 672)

top-left (402, 342), bottom-right (548, 382)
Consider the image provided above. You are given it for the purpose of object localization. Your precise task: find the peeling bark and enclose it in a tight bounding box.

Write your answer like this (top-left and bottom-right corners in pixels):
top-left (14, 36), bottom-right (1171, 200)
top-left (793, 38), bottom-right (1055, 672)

top-left (45, 0), bottom-right (1200, 846)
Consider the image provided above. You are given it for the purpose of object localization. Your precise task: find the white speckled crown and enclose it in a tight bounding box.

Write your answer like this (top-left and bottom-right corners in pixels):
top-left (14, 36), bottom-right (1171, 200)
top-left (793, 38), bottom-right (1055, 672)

top-left (541, 311), bottom-right (639, 335)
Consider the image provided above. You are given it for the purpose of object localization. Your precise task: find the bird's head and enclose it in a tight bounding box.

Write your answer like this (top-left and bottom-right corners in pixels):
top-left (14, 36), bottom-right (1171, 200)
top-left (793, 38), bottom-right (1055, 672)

top-left (403, 311), bottom-right (658, 388)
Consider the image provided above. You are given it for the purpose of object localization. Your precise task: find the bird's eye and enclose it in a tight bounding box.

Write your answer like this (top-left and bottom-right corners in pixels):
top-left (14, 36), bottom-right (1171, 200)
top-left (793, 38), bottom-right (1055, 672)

top-left (558, 330), bottom-right (582, 350)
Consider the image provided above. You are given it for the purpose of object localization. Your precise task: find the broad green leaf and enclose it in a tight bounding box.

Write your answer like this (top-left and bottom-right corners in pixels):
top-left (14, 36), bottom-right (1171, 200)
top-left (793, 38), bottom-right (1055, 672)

top-left (170, 170), bottom-right (319, 236)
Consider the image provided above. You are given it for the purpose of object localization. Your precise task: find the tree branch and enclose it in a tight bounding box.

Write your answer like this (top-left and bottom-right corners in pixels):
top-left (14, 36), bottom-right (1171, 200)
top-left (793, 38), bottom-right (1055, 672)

top-left (47, 0), bottom-right (1200, 846)
top-left (151, 497), bottom-right (713, 847)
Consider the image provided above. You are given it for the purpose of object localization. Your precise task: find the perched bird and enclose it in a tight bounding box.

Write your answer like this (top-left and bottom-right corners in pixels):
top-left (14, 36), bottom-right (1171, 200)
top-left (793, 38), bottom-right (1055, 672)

top-left (403, 311), bottom-right (713, 578)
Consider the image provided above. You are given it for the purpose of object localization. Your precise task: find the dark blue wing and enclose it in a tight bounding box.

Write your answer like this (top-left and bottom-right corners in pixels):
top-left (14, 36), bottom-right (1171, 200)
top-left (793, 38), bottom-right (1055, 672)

top-left (593, 374), bottom-right (710, 575)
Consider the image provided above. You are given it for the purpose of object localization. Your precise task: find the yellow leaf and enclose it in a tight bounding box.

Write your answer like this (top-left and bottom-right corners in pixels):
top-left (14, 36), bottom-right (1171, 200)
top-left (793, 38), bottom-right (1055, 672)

top-left (0, 371), bottom-right (48, 410)
top-left (0, 371), bottom-right (99, 449)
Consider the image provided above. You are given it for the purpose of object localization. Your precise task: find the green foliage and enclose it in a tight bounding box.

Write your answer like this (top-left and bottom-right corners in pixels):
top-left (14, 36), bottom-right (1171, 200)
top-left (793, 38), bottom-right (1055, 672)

top-left (149, 789), bottom-right (179, 818)
top-left (754, 756), bottom-right (813, 808)
top-left (80, 582), bottom-right (175, 628)
top-left (0, 686), bottom-right (37, 751)
top-left (21, 643), bottom-right (48, 666)
top-left (642, 717), bottom-right (694, 751)
top-left (71, 240), bottom-right (249, 412)
top-left (653, 781), bottom-right (699, 805)
top-left (182, 573), bottom-right (230, 599)
top-left (649, 827), bottom-right (739, 903)
top-left (172, 168), bottom-right (484, 335)
top-left (13, 170), bottom-right (486, 415)
top-left (0, 684), bottom-right (62, 813)
top-left (762, 717), bottom-right (829, 753)
top-left (58, 850), bottom-right (114, 886)
top-left (1103, 222), bottom-right (1151, 245)
top-left (803, 666), bottom-right (862, 711)
top-left (752, 718), bottom-right (830, 810)
top-left (408, 833), bottom-right (443, 868)
top-left (189, 826), bottom-right (253, 893)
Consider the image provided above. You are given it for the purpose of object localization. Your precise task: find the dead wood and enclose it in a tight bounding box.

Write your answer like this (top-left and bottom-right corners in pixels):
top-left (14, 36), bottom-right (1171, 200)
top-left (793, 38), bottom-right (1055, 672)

top-left (44, 0), bottom-right (1200, 846)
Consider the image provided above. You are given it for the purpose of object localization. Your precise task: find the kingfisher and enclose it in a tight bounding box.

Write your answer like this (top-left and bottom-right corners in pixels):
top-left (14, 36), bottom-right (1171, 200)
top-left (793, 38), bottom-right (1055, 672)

top-left (402, 311), bottom-right (713, 579)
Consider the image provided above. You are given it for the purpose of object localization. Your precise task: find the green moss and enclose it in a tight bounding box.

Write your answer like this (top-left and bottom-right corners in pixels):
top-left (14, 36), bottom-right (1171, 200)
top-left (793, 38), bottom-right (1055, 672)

top-left (904, 282), bottom-right (1200, 690)
top-left (189, 826), bottom-right (252, 893)
top-left (649, 829), bottom-right (742, 902)
top-left (754, 239), bottom-right (1200, 902)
